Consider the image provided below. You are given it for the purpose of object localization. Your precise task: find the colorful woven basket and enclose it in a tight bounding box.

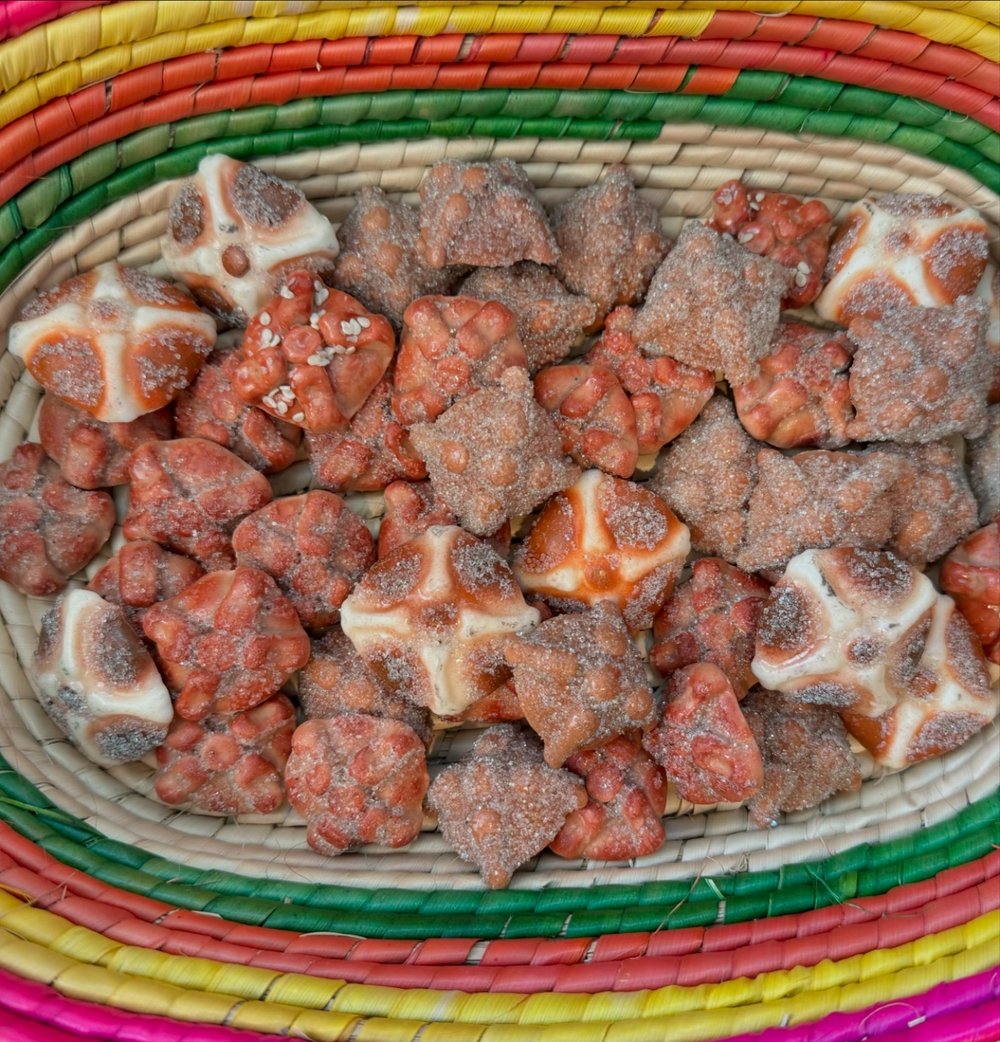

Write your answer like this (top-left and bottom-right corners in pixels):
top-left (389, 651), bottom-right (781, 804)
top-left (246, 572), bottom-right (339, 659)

top-left (0, 2), bottom-right (997, 1040)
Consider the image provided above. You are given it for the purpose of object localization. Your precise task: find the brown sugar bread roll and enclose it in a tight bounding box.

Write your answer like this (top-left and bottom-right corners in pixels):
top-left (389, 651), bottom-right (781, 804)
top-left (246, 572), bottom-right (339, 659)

top-left (418, 158), bottom-right (558, 268)
top-left (504, 602), bottom-right (657, 768)
top-left (940, 519), bottom-right (1000, 665)
top-left (815, 192), bottom-right (991, 325)
top-left (633, 222), bottom-right (790, 386)
top-left (231, 490), bottom-right (376, 630)
top-left (233, 271), bottom-right (395, 434)
top-left (340, 525), bottom-right (540, 720)
top-left (551, 165), bottom-right (669, 323)
top-left (38, 395), bottom-right (173, 489)
top-left (8, 262), bottom-right (216, 423)
top-left (427, 725), bottom-right (586, 888)
top-left (741, 690), bottom-right (861, 829)
top-left (33, 589), bottom-right (173, 765)
top-left (846, 298), bottom-right (992, 444)
top-left (333, 185), bottom-right (461, 326)
top-left (409, 367), bottom-right (580, 537)
top-left (648, 395), bottom-right (758, 563)
top-left (0, 443), bottom-right (115, 597)
top-left (513, 468), bottom-right (691, 631)
top-left (161, 154), bottom-right (339, 326)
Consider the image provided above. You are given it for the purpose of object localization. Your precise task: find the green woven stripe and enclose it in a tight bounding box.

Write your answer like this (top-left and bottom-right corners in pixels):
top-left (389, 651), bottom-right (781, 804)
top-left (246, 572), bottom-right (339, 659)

top-left (0, 759), bottom-right (995, 938)
top-left (0, 85), bottom-right (997, 285)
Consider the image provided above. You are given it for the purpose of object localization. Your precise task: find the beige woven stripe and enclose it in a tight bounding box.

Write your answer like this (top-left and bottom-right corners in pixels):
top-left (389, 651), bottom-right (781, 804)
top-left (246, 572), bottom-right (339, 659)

top-left (0, 127), bottom-right (996, 891)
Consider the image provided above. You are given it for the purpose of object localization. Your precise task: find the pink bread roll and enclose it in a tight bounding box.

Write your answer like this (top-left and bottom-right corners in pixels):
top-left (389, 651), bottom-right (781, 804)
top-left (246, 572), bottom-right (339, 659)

top-left (161, 154), bottom-right (339, 326)
top-left (9, 263), bottom-right (216, 422)
top-left (33, 589), bottom-right (172, 765)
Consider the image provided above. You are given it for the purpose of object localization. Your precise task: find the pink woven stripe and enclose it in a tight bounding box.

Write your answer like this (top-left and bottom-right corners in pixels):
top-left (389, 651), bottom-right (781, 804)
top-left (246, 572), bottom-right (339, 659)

top-left (0, 1), bottom-right (110, 42)
top-left (718, 967), bottom-right (1000, 1042)
top-left (0, 968), bottom-right (280, 1041)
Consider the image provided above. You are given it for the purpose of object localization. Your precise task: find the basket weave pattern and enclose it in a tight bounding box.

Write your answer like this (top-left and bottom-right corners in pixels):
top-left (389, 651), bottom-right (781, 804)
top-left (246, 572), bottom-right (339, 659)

top-left (0, 3), bottom-right (996, 1041)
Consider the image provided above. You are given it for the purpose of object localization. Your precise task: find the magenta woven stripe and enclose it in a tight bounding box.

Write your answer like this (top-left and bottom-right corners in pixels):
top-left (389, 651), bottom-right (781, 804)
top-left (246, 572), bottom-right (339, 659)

top-left (718, 968), bottom-right (1000, 1042)
top-left (0, 0), bottom-right (110, 42)
top-left (0, 969), bottom-right (280, 1041)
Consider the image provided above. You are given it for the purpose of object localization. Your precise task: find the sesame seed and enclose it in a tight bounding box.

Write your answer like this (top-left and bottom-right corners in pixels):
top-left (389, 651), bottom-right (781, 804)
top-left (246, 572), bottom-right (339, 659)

top-left (307, 354), bottom-right (330, 366)
top-left (737, 231), bottom-right (756, 244)
top-left (796, 260), bottom-right (810, 273)
top-left (275, 400), bottom-right (289, 414)
top-left (292, 412), bottom-right (305, 423)
top-left (279, 285), bottom-right (294, 299)
top-left (340, 318), bottom-right (362, 337)
top-left (356, 316), bottom-right (371, 328)
top-left (279, 385), bottom-right (295, 400)
top-left (259, 312), bottom-right (271, 326)
top-left (793, 271), bottom-right (809, 287)
top-left (754, 191), bottom-right (766, 202)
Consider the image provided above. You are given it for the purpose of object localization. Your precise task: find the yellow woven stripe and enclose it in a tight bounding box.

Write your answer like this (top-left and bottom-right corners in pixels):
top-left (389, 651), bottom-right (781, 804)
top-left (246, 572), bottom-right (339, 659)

top-left (0, 0), bottom-right (995, 129)
top-left (0, 888), bottom-right (995, 1038)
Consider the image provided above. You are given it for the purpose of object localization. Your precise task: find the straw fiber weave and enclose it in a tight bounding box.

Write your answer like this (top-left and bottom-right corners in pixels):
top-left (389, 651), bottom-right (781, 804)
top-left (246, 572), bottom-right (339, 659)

top-left (0, 2), bottom-right (996, 1041)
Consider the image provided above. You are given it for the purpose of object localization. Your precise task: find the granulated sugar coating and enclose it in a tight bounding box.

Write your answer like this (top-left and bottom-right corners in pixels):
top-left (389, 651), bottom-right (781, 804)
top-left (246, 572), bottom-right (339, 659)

top-left (552, 166), bottom-right (669, 321)
top-left (334, 186), bottom-right (461, 326)
top-left (298, 629), bottom-right (431, 745)
top-left (409, 367), bottom-right (580, 536)
top-left (88, 540), bottom-right (204, 635)
top-left (174, 343), bottom-right (302, 475)
top-left (847, 299), bottom-right (992, 443)
top-left (731, 320), bottom-right (854, 450)
top-left (643, 663), bottom-right (763, 806)
top-left (142, 566), bottom-right (310, 721)
top-left (874, 441), bottom-right (978, 565)
top-left (533, 362), bottom-right (639, 478)
top-left (633, 222), bottom-right (790, 386)
top-left (504, 602), bottom-right (656, 767)
top-left (232, 490), bottom-right (375, 631)
top-left (550, 733), bottom-right (667, 861)
top-left (967, 406), bottom-right (1000, 523)
top-left (651, 558), bottom-right (770, 698)
top-left (307, 375), bottom-right (427, 493)
top-left (513, 469), bottom-right (690, 630)
top-left (742, 690), bottom-right (861, 828)
top-left (418, 159), bottom-right (558, 269)
top-left (588, 307), bottom-right (715, 456)
top-left (124, 438), bottom-right (273, 571)
top-left (0, 443), bottom-right (115, 597)
top-left (460, 263), bottom-right (597, 371)
top-left (154, 693), bottom-right (296, 815)
top-left (738, 448), bottom-right (902, 575)
top-left (39, 395), bottom-right (173, 489)
top-left (392, 295), bottom-right (528, 427)
top-left (650, 396), bottom-right (758, 563)
top-left (427, 725), bottom-right (586, 888)
top-left (285, 714), bottom-right (429, 857)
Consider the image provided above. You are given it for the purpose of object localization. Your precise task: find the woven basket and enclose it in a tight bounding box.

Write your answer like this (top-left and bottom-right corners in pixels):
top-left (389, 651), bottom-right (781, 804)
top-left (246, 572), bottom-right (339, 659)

top-left (0, 4), bottom-right (997, 1041)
